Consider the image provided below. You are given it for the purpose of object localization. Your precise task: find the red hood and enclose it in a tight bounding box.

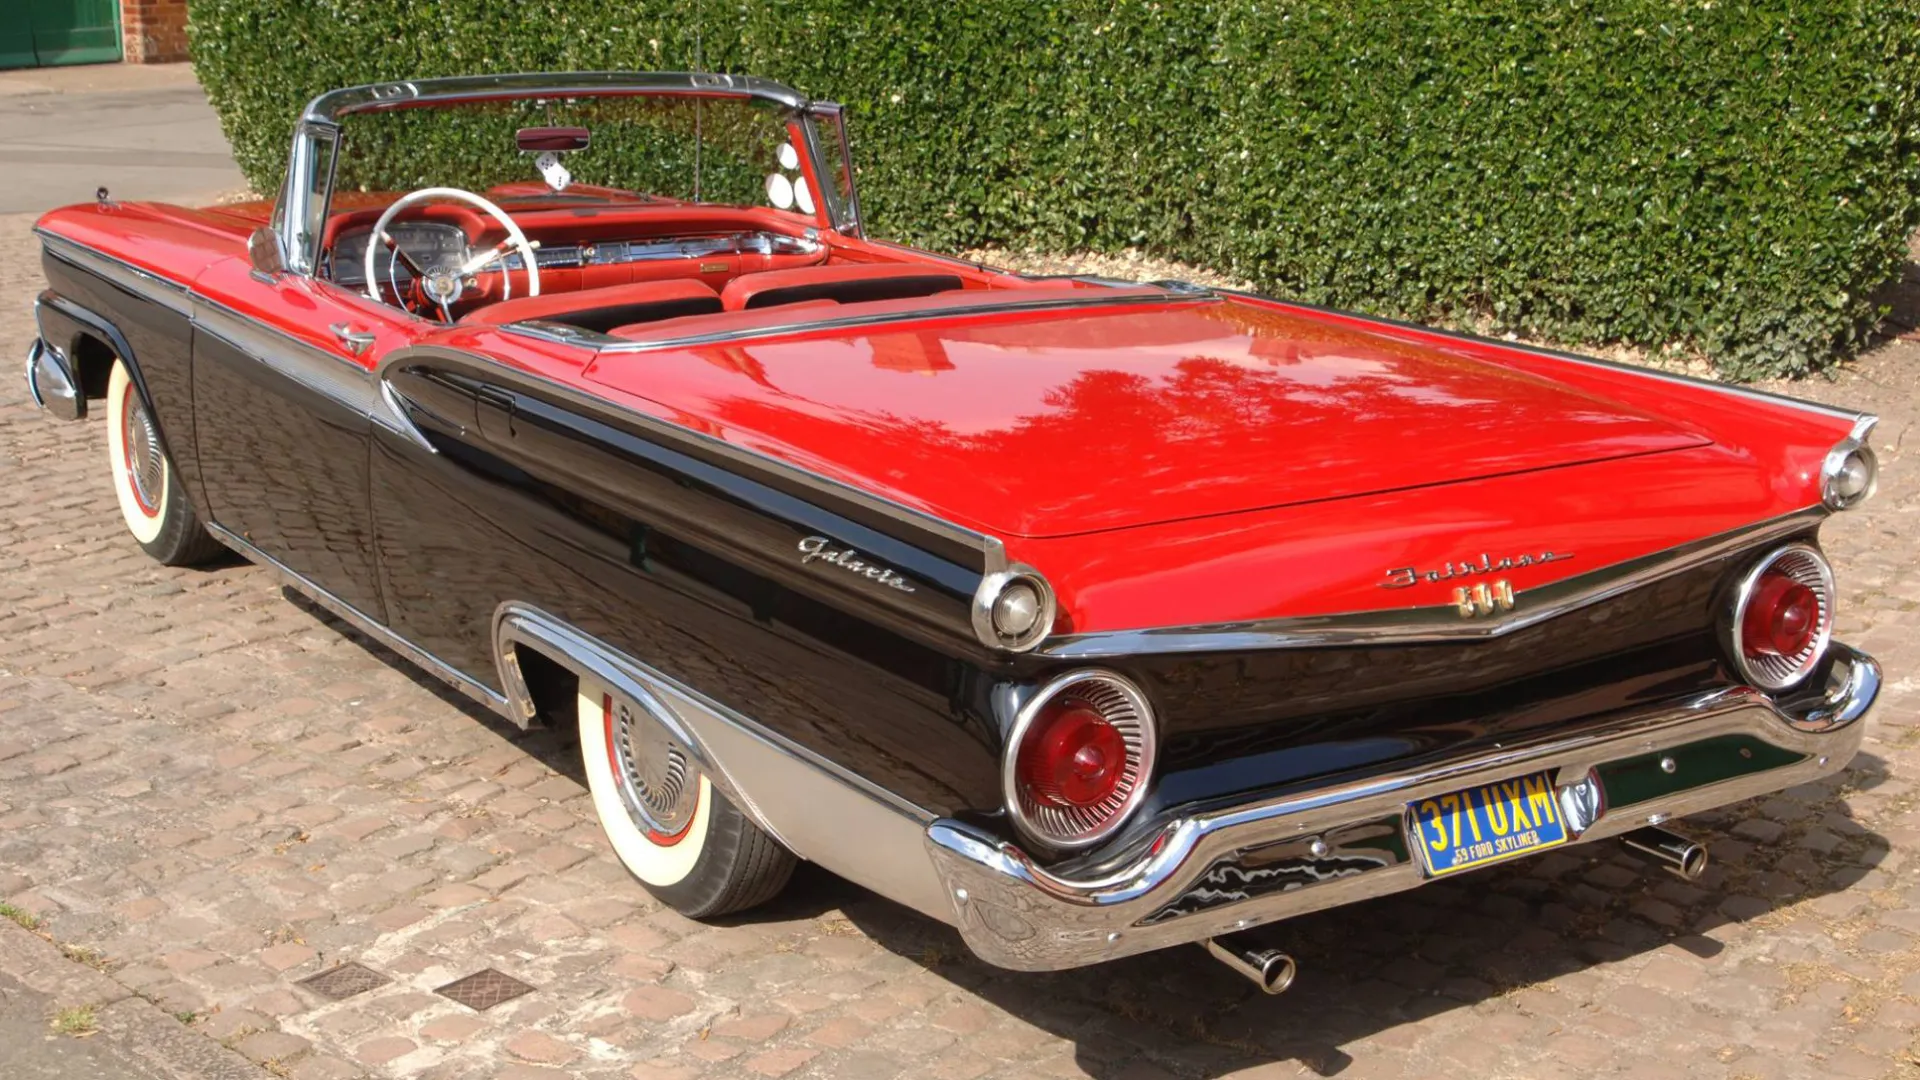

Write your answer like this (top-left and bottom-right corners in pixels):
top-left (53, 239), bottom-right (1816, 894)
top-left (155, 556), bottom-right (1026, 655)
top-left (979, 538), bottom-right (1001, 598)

top-left (585, 297), bottom-right (1711, 539)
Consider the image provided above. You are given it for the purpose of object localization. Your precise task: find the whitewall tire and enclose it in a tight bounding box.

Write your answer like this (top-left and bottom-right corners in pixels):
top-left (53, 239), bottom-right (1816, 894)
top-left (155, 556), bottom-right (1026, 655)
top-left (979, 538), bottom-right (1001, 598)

top-left (577, 677), bottom-right (795, 917)
top-left (104, 360), bottom-right (223, 566)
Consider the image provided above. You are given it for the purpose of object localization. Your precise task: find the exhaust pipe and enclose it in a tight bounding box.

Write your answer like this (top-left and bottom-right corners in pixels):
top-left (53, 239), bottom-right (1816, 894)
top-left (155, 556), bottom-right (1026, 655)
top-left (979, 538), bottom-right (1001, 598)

top-left (1202, 934), bottom-right (1297, 995)
top-left (1622, 825), bottom-right (1709, 881)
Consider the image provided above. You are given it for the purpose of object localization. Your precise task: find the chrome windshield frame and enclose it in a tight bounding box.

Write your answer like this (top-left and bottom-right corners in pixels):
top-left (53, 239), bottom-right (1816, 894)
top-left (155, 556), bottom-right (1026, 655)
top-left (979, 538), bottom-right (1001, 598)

top-left (273, 71), bottom-right (862, 279)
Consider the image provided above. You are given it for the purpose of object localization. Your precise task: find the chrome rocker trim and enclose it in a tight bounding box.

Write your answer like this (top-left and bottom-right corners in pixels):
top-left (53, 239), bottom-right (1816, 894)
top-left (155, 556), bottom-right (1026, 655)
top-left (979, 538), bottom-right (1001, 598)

top-left (207, 524), bottom-right (511, 714)
top-left (490, 602), bottom-right (952, 921)
top-left (925, 643), bottom-right (1878, 971)
top-left (198, 534), bottom-right (956, 921)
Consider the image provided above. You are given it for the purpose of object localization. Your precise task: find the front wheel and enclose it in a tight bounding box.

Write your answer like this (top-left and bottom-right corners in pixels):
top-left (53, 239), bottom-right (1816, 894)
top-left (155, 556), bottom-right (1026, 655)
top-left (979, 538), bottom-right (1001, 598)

top-left (104, 360), bottom-right (224, 567)
top-left (577, 677), bottom-right (795, 918)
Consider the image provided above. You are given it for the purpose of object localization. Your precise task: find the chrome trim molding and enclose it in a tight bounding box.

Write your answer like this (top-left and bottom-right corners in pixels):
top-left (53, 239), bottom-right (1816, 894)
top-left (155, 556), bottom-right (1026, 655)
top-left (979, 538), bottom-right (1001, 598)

top-left (1001, 669), bottom-right (1158, 853)
top-left (192, 298), bottom-right (382, 415)
top-left (1043, 507), bottom-right (1827, 657)
top-left (1821, 416), bottom-right (1879, 511)
top-left (926, 643), bottom-right (1878, 970)
top-left (377, 345), bottom-right (1004, 573)
top-left (37, 231), bottom-right (193, 315)
top-left (1725, 543), bottom-right (1836, 692)
top-left (571, 289), bottom-right (1215, 354)
top-left (207, 524), bottom-right (510, 714)
top-left (491, 602), bottom-right (952, 921)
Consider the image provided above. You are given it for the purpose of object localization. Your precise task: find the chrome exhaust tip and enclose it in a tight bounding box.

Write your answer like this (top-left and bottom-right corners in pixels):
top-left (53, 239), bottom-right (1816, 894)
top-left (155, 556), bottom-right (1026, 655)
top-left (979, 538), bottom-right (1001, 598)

top-left (1202, 935), bottom-right (1297, 995)
top-left (1622, 825), bottom-right (1709, 881)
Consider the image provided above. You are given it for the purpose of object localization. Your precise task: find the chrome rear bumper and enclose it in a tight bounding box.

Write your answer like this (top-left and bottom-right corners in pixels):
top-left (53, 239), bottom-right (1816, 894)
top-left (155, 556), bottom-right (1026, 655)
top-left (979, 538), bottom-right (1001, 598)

top-left (26, 337), bottom-right (83, 421)
top-left (927, 642), bottom-right (1878, 971)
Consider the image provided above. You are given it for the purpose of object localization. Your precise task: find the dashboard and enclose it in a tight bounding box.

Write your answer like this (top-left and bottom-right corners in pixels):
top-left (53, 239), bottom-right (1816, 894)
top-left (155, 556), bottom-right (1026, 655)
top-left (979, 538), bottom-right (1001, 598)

top-left (326, 225), bottom-right (823, 290)
top-left (329, 223), bottom-right (469, 288)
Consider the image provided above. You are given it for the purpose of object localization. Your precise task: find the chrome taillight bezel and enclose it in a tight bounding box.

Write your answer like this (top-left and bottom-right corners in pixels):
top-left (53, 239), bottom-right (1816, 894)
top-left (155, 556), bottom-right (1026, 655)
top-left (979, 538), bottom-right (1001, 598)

top-left (1727, 543), bottom-right (1835, 692)
top-left (1003, 669), bottom-right (1156, 853)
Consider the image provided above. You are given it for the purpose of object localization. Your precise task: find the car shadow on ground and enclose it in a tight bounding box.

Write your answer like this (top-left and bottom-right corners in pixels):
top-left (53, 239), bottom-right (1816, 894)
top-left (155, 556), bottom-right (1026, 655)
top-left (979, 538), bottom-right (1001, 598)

top-left (820, 752), bottom-right (1895, 1078)
top-left (278, 588), bottom-right (1894, 1077)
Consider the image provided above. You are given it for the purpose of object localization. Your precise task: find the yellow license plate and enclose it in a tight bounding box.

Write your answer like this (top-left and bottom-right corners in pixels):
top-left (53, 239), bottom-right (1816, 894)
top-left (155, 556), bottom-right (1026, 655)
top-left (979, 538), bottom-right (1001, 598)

top-left (1408, 770), bottom-right (1569, 876)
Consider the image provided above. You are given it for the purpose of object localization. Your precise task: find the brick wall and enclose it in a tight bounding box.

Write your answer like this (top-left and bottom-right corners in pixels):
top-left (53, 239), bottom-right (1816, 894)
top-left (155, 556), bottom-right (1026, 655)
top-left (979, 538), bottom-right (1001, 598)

top-left (122, 0), bottom-right (190, 63)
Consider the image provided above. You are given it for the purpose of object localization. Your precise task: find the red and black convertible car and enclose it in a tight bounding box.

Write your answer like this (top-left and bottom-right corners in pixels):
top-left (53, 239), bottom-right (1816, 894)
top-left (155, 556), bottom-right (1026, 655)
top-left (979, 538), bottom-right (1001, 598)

top-left (25, 73), bottom-right (1880, 988)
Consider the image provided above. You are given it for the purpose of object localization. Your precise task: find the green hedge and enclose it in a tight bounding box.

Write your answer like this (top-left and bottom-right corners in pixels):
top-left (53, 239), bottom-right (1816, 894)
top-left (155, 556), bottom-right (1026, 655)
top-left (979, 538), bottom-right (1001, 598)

top-left (188, 0), bottom-right (1920, 378)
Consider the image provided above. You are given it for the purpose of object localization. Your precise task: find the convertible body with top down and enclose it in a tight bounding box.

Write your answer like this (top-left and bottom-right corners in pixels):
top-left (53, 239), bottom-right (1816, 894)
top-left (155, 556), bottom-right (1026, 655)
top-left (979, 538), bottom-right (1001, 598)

top-left (24, 72), bottom-right (1882, 986)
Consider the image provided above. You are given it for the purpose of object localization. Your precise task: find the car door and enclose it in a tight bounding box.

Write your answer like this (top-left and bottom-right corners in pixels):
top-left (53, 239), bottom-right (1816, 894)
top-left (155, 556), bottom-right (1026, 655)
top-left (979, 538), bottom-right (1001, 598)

top-left (189, 255), bottom-right (419, 621)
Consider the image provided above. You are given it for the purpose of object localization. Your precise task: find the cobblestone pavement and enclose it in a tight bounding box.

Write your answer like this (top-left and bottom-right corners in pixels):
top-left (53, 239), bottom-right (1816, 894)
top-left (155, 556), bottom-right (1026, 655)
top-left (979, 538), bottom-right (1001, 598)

top-left (2, 203), bottom-right (1918, 1080)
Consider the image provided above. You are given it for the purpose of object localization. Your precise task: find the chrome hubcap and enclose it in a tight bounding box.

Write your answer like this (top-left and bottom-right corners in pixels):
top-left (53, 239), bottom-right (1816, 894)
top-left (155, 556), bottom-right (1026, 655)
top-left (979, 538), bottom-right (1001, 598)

top-left (122, 389), bottom-right (164, 510)
top-left (609, 698), bottom-right (698, 837)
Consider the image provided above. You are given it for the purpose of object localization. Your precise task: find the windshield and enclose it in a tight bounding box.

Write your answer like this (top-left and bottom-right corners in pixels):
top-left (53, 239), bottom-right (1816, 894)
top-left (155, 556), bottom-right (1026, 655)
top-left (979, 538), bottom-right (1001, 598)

top-left (331, 95), bottom-right (807, 209)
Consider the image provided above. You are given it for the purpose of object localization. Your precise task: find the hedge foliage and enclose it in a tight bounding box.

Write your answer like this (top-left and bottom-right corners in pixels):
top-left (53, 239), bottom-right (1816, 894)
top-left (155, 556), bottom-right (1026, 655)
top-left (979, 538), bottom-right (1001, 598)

top-left (188, 0), bottom-right (1920, 378)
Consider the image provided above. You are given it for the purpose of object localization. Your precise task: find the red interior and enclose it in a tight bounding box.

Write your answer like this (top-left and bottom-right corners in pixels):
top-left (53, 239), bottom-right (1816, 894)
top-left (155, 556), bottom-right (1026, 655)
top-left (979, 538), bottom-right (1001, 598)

top-left (317, 194), bottom-right (1046, 333)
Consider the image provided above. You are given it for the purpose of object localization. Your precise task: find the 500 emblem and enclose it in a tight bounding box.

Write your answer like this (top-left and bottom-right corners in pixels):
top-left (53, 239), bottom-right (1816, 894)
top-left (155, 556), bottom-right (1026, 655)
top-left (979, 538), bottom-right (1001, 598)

top-left (1453, 580), bottom-right (1515, 618)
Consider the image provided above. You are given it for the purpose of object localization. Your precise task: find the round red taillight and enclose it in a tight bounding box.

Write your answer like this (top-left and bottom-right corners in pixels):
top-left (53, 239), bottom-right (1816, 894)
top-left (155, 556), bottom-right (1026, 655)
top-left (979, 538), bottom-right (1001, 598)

top-left (1727, 543), bottom-right (1834, 691)
top-left (1004, 670), bottom-right (1156, 852)
top-left (1741, 572), bottom-right (1817, 658)
top-left (1018, 700), bottom-right (1126, 809)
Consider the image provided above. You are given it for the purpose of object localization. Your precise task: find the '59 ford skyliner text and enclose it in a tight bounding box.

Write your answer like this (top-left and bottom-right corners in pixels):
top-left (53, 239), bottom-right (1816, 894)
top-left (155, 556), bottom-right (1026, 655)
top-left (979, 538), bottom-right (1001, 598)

top-left (25, 73), bottom-right (1880, 989)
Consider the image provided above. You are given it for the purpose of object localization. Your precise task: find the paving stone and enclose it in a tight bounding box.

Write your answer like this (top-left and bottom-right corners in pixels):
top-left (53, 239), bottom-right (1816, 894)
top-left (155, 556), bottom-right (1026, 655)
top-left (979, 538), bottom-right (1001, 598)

top-left (505, 1030), bottom-right (580, 1065)
top-left (625, 985), bottom-right (698, 1022)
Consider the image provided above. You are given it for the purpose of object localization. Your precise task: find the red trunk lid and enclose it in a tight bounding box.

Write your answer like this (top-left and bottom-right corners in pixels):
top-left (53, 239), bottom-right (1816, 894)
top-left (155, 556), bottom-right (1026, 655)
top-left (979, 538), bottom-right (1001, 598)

top-left (584, 297), bottom-right (1711, 538)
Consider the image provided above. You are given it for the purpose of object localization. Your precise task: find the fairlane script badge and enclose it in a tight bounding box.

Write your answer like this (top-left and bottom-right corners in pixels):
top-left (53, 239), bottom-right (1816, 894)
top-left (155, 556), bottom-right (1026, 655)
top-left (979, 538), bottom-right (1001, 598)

top-left (797, 536), bottom-right (917, 593)
top-left (1378, 550), bottom-right (1573, 590)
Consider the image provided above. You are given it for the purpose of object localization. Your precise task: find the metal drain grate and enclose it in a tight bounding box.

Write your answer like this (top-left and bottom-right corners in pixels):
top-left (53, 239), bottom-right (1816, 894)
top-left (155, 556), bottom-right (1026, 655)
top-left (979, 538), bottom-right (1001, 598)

top-left (296, 962), bottom-right (390, 1001)
top-left (434, 968), bottom-right (534, 1012)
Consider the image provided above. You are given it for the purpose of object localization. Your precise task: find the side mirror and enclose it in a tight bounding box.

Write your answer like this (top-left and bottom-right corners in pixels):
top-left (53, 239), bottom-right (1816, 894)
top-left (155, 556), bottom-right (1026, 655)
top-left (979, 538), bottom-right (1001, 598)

top-left (248, 226), bottom-right (287, 278)
top-left (517, 126), bottom-right (591, 153)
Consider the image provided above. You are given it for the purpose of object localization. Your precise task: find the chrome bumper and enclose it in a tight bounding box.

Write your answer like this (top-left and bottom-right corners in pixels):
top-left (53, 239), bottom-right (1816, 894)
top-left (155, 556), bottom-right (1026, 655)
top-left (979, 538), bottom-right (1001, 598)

top-left (927, 642), bottom-right (1879, 971)
top-left (25, 337), bottom-right (83, 421)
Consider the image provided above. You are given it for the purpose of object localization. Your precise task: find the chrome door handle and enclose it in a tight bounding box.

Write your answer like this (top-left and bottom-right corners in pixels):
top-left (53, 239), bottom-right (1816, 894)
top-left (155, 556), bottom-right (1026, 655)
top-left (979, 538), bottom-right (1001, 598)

top-left (329, 322), bottom-right (375, 356)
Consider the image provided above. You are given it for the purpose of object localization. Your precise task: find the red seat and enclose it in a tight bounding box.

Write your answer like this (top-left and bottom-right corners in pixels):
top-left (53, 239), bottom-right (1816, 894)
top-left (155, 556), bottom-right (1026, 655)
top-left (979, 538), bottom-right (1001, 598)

top-left (463, 279), bottom-right (723, 333)
top-left (719, 264), bottom-right (965, 311)
top-left (606, 299), bottom-right (840, 340)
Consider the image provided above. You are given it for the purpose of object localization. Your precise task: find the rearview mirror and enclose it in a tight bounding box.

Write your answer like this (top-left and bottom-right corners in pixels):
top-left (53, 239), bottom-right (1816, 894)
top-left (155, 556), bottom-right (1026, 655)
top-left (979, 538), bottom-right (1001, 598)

top-left (517, 126), bottom-right (591, 153)
top-left (247, 226), bottom-right (287, 278)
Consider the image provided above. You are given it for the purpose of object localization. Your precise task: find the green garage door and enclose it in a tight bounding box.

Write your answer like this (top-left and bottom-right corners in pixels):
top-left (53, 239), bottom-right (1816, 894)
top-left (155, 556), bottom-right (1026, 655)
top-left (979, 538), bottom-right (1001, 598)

top-left (0, 0), bottom-right (122, 70)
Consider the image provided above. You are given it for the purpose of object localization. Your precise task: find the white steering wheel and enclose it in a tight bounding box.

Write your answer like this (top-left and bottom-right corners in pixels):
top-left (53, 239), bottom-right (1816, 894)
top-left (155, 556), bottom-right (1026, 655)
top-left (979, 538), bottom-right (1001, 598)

top-left (363, 186), bottom-right (540, 319)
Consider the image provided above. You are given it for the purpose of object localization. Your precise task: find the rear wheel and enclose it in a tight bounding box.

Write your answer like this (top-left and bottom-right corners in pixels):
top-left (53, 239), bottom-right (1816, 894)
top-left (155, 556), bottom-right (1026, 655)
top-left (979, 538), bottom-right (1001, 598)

top-left (577, 677), bottom-right (795, 917)
top-left (104, 361), bottom-right (223, 567)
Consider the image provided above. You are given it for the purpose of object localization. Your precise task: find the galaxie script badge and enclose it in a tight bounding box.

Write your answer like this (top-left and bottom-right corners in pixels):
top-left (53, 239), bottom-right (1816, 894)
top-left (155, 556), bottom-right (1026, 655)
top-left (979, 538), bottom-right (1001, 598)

top-left (797, 536), bottom-right (916, 593)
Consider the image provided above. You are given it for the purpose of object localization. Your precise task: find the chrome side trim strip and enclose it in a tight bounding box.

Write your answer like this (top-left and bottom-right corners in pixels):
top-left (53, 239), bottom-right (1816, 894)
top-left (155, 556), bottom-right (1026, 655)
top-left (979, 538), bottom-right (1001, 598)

top-left (207, 524), bottom-right (511, 715)
top-left (584, 290), bottom-right (1216, 354)
top-left (1043, 507), bottom-right (1827, 657)
top-left (37, 231), bottom-right (193, 315)
top-left (491, 602), bottom-right (952, 921)
top-left (191, 298), bottom-right (382, 415)
top-left (927, 643), bottom-right (1877, 970)
top-left (1223, 289), bottom-right (1872, 425)
top-left (377, 345), bottom-right (1005, 573)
